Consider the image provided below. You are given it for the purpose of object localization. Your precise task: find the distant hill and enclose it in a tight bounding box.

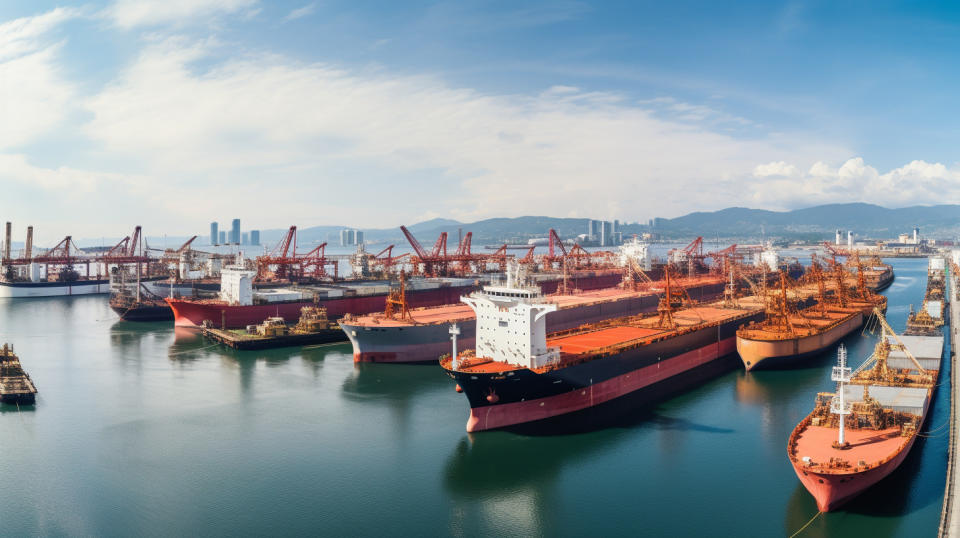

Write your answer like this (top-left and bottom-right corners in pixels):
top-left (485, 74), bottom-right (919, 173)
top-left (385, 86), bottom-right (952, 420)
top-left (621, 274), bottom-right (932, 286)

top-left (64, 202), bottom-right (960, 250)
top-left (657, 203), bottom-right (960, 240)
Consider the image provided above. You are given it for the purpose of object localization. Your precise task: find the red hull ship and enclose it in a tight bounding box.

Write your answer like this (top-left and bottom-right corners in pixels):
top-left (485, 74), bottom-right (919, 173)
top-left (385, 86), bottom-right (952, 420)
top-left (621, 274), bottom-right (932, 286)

top-left (168, 268), bottom-right (625, 329)
top-left (787, 307), bottom-right (944, 511)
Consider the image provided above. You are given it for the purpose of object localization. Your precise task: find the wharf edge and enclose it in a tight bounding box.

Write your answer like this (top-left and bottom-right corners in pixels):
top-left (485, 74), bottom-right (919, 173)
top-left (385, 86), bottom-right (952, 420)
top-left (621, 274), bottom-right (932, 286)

top-left (939, 263), bottom-right (959, 537)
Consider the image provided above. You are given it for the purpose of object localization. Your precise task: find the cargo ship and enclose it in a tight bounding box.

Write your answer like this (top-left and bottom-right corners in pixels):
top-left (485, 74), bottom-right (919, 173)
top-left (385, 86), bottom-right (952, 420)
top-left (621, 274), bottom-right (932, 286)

top-left (341, 273), bottom-right (726, 364)
top-left (736, 263), bottom-right (887, 371)
top-left (440, 267), bottom-right (766, 432)
top-left (0, 343), bottom-right (37, 404)
top-left (0, 277), bottom-right (110, 298)
top-left (167, 266), bottom-right (632, 329)
top-left (862, 262), bottom-right (894, 292)
top-left (787, 309), bottom-right (943, 511)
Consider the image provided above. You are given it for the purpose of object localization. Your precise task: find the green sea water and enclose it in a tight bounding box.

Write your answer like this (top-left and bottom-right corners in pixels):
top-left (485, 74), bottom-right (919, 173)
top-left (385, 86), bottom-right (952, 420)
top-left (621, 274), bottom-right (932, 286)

top-left (0, 258), bottom-right (948, 537)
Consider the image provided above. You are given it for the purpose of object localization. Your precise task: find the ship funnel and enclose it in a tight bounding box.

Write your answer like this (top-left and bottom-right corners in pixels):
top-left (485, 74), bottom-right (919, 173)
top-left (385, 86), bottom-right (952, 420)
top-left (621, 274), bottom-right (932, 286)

top-left (3, 222), bottom-right (10, 260)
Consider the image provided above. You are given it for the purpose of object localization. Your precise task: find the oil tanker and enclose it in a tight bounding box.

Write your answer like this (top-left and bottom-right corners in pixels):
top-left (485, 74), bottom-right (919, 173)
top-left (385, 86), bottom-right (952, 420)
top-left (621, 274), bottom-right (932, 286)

top-left (440, 268), bottom-right (766, 432)
top-left (166, 267), bottom-right (625, 329)
top-left (341, 274), bottom-right (726, 364)
top-left (786, 310), bottom-right (943, 511)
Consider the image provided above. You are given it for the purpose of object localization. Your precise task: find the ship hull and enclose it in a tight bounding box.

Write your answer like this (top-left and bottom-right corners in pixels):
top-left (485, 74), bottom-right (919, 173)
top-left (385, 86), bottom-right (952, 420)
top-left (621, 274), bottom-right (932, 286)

top-left (0, 279), bottom-right (110, 298)
top-left (791, 436), bottom-right (915, 512)
top-left (788, 347), bottom-right (941, 511)
top-left (865, 269), bottom-right (894, 292)
top-left (111, 302), bottom-right (175, 322)
top-left (168, 284), bottom-right (478, 329)
top-left (168, 273), bottom-right (637, 329)
top-left (447, 311), bottom-right (764, 432)
top-left (342, 281), bottom-right (726, 364)
top-left (737, 312), bottom-right (865, 371)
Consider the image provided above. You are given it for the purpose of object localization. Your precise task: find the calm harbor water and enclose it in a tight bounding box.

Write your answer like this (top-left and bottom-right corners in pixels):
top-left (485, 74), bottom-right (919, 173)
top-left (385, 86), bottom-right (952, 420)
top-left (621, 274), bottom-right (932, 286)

top-left (0, 258), bottom-right (948, 537)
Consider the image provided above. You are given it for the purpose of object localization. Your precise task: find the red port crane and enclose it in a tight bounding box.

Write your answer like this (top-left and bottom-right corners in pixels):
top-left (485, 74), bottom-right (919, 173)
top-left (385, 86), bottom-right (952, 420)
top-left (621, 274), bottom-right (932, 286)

top-left (256, 226), bottom-right (337, 281)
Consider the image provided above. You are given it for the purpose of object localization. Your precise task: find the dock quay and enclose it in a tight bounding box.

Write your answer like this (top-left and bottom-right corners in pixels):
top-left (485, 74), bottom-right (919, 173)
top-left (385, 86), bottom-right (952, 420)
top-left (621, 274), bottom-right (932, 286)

top-left (939, 258), bottom-right (958, 537)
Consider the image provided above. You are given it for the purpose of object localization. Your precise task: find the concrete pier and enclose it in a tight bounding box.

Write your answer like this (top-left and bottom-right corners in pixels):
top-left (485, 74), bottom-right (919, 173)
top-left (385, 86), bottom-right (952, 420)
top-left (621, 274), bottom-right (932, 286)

top-left (939, 262), bottom-right (959, 537)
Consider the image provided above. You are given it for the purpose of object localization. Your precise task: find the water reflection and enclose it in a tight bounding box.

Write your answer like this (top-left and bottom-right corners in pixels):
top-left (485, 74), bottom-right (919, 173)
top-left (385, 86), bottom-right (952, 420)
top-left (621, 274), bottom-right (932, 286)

top-left (341, 363), bottom-right (448, 436)
top-left (165, 327), bottom-right (209, 362)
top-left (109, 321), bottom-right (171, 354)
top-left (443, 431), bottom-right (628, 536)
top-left (0, 402), bottom-right (36, 413)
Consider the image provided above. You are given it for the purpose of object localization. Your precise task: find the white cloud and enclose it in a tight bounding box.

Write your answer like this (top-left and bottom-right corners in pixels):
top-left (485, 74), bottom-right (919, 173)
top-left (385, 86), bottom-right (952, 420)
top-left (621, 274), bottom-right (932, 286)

top-left (0, 7), bottom-right (77, 61)
top-left (77, 37), bottom-right (854, 228)
top-left (108, 0), bottom-right (259, 29)
top-left (5, 10), bottom-right (955, 236)
top-left (748, 156), bottom-right (960, 208)
top-left (753, 161), bottom-right (800, 178)
top-left (284, 3), bottom-right (316, 22)
top-left (0, 9), bottom-right (78, 149)
top-left (0, 154), bottom-right (135, 191)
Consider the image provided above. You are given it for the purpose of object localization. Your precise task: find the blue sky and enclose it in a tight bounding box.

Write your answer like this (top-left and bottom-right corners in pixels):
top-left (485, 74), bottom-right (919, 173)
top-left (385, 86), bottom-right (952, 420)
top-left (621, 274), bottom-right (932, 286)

top-left (1, 1), bottom-right (958, 241)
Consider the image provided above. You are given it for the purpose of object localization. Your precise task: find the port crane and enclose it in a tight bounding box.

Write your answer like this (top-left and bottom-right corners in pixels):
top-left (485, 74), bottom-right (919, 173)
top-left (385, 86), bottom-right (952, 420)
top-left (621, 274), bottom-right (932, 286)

top-left (400, 226), bottom-right (505, 276)
top-left (256, 226), bottom-right (337, 281)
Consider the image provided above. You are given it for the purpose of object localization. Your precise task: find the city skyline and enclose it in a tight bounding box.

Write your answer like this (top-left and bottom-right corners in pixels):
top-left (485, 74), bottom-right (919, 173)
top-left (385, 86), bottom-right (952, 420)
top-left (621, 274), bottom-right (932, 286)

top-left (3, 1), bottom-right (960, 240)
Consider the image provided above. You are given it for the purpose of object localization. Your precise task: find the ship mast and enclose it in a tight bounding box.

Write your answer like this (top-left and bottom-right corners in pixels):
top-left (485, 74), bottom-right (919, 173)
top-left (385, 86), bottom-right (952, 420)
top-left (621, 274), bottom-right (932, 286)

top-left (449, 323), bottom-right (460, 370)
top-left (830, 344), bottom-right (852, 448)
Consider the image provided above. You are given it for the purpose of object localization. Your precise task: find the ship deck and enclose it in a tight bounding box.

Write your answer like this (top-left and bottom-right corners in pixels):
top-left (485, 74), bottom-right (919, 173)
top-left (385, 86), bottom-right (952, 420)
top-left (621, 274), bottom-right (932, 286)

top-left (791, 425), bottom-right (909, 474)
top-left (345, 278), bottom-right (725, 328)
top-left (737, 297), bottom-right (883, 342)
top-left (451, 299), bottom-right (764, 374)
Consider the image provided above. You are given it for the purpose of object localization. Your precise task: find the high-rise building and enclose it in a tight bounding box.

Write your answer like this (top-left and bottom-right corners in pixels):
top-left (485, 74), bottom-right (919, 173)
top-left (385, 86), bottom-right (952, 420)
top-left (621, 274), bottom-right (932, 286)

top-left (250, 230), bottom-right (260, 246)
top-left (242, 232), bottom-right (249, 245)
top-left (231, 219), bottom-right (241, 244)
top-left (210, 222), bottom-right (218, 245)
top-left (340, 229), bottom-right (363, 246)
top-left (219, 231), bottom-right (226, 244)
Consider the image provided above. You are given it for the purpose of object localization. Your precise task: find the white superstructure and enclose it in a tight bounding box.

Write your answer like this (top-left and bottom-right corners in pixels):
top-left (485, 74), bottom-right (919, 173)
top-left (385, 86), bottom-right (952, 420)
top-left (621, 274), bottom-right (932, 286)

top-left (618, 237), bottom-right (652, 271)
top-left (219, 267), bottom-right (256, 305)
top-left (753, 247), bottom-right (779, 272)
top-left (460, 264), bottom-right (560, 369)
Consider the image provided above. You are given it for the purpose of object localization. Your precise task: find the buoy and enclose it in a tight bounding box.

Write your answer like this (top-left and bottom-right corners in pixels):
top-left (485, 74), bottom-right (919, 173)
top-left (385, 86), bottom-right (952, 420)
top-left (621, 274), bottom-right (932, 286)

top-left (486, 392), bottom-right (499, 404)
top-left (455, 384), bottom-right (463, 393)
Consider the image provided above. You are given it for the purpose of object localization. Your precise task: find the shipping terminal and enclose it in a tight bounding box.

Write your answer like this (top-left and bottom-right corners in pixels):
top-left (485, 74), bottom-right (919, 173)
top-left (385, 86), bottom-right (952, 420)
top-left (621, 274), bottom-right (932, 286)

top-left (16, 215), bottom-right (960, 533)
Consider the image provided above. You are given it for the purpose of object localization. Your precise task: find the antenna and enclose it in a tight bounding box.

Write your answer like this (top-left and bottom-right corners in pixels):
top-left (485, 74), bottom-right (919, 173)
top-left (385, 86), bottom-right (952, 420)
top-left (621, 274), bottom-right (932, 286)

top-left (830, 344), bottom-right (852, 448)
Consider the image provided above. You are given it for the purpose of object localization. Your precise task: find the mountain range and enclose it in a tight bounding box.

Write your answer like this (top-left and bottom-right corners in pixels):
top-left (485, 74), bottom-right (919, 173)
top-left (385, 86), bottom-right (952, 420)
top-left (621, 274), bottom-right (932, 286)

top-left (57, 203), bottom-right (960, 250)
